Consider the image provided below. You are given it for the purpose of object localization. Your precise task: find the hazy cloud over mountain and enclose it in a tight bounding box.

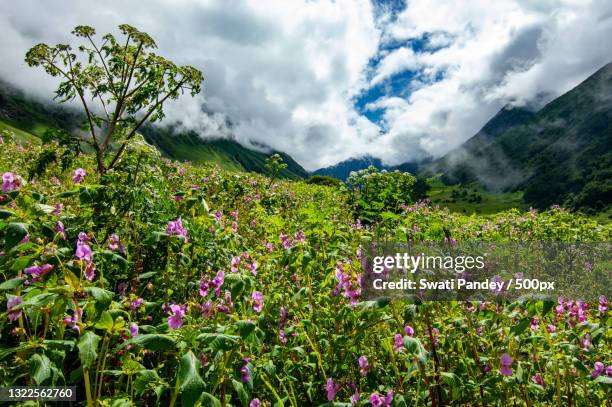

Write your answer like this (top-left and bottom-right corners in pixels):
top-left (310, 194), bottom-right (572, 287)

top-left (1, 0), bottom-right (611, 170)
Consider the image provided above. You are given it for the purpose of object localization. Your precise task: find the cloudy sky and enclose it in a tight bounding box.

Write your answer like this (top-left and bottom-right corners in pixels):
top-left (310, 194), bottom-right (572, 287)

top-left (1, 0), bottom-right (612, 170)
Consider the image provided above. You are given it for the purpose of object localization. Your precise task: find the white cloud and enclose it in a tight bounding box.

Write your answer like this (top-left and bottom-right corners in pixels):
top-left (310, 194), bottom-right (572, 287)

top-left (368, 0), bottom-right (612, 165)
top-left (0, 0), bottom-right (611, 170)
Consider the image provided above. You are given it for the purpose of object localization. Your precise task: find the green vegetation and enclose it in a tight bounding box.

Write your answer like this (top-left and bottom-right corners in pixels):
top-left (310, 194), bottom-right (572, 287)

top-left (427, 177), bottom-right (528, 215)
top-left (1, 131), bottom-right (610, 406)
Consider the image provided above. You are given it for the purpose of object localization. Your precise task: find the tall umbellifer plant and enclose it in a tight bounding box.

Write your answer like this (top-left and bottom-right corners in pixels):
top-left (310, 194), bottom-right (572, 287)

top-left (25, 24), bottom-right (203, 174)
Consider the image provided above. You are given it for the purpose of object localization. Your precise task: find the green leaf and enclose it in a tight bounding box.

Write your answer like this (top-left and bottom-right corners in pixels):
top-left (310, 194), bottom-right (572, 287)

top-left (24, 293), bottom-right (59, 307)
top-left (95, 311), bottom-right (114, 331)
top-left (54, 190), bottom-right (79, 198)
top-left (179, 351), bottom-right (206, 407)
top-left (594, 375), bottom-right (612, 385)
top-left (510, 318), bottom-right (530, 336)
top-left (232, 379), bottom-right (249, 406)
top-left (200, 393), bottom-right (222, 407)
top-left (0, 277), bottom-right (25, 290)
top-left (237, 320), bottom-right (256, 339)
top-left (85, 287), bottom-right (114, 308)
top-left (127, 334), bottom-right (176, 351)
top-left (30, 353), bottom-right (53, 384)
top-left (77, 331), bottom-right (100, 369)
top-left (137, 271), bottom-right (157, 280)
top-left (0, 210), bottom-right (16, 220)
top-left (5, 222), bottom-right (29, 249)
top-left (134, 369), bottom-right (162, 396)
top-left (197, 333), bottom-right (240, 352)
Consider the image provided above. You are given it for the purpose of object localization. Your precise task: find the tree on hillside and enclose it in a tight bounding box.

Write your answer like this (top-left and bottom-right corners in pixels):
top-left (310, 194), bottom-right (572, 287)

top-left (25, 24), bottom-right (203, 174)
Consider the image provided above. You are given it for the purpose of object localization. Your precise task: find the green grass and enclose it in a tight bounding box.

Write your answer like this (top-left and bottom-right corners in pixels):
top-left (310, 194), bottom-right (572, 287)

top-left (0, 119), bottom-right (40, 143)
top-left (427, 176), bottom-right (528, 214)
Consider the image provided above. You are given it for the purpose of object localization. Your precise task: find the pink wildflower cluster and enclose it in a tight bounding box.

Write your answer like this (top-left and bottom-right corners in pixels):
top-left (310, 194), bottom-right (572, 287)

top-left (166, 303), bottom-right (187, 330)
top-left (370, 390), bottom-right (394, 406)
top-left (331, 261), bottom-right (361, 306)
top-left (72, 168), bottom-right (86, 184)
top-left (279, 230), bottom-right (306, 250)
top-left (230, 252), bottom-right (258, 275)
top-left (556, 297), bottom-right (589, 325)
top-left (2, 172), bottom-right (22, 193)
top-left (166, 217), bottom-right (188, 243)
top-left (75, 232), bottom-right (95, 281)
top-left (199, 270), bottom-right (225, 297)
top-left (24, 263), bottom-right (54, 283)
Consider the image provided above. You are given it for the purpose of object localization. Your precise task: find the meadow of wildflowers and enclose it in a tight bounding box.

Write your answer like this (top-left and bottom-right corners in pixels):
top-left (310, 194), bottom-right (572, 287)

top-left (0, 131), bottom-right (610, 406)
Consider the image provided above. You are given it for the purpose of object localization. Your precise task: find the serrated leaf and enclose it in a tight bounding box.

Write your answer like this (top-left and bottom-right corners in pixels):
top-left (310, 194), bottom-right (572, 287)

top-left (594, 375), bottom-right (612, 385)
top-left (0, 277), bottom-right (25, 290)
top-left (232, 379), bottom-right (249, 406)
top-left (127, 334), bottom-right (176, 351)
top-left (95, 311), bottom-right (114, 331)
top-left (85, 287), bottom-right (114, 308)
top-left (30, 353), bottom-right (53, 384)
top-left (77, 331), bottom-right (100, 369)
top-left (5, 222), bottom-right (29, 249)
top-left (24, 293), bottom-right (59, 307)
top-left (200, 393), bottom-right (222, 407)
top-left (238, 320), bottom-right (256, 339)
top-left (197, 333), bottom-right (240, 351)
top-left (179, 351), bottom-right (206, 407)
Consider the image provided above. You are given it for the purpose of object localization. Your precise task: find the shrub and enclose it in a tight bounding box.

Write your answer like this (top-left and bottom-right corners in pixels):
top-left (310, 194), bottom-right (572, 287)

top-left (346, 166), bottom-right (416, 222)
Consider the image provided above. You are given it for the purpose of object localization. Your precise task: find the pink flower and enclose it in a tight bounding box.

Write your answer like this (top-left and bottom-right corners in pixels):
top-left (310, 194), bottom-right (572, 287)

top-left (53, 203), bottom-right (63, 217)
top-left (55, 221), bottom-right (66, 240)
top-left (247, 261), bottom-right (258, 276)
top-left (167, 304), bottom-right (186, 330)
top-left (108, 234), bottom-right (121, 251)
top-left (241, 361), bottom-right (252, 383)
top-left (84, 262), bottom-right (96, 281)
top-left (358, 355), bottom-right (369, 376)
top-left (531, 374), bottom-right (544, 386)
top-left (326, 378), bottom-right (340, 401)
top-left (6, 296), bottom-right (23, 321)
top-left (500, 353), bottom-right (513, 376)
top-left (75, 241), bottom-right (93, 262)
top-left (599, 295), bottom-right (608, 313)
top-left (370, 390), bottom-right (393, 407)
top-left (166, 217), bottom-right (188, 243)
top-left (211, 271), bottom-right (224, 296)
top-left (252, 291), bottom-right (264, 313)
top-left (249, 399), bottom-right (261, 407)
top-left (2, 172), bottom-right (21, 193)
top-left (72, 168), bottom-right (86, 183)
top-left (404, 325), bottom-right (415, 336)
top-left (393, 333), bottom-right (404, 352)
top-left (129, 323), bottom-right (139, 337)
top-left (24, 264), bottom-right (54, 283)
top-left (63, 308), bottom-right (82, 334)
top-left (592, 362), bottom-right (605, 378)
top-left (129, 298), bottom-right (144, 311)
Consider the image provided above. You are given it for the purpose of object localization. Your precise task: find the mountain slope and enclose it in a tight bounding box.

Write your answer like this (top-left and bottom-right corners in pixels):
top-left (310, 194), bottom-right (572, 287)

top-left (141, 126), bottom-right (308, 178)
top-left (428, 62), bottom-right (612, 210)
top-left (313, 155), bottom-right (427, 181)
top-left (0, 81), bottom-right (307, 178)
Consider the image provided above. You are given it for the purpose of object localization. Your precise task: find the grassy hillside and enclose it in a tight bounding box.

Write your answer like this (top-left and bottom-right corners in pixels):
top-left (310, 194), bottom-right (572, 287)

top-left (427, 177), bottom-right (527, 214)
top-left (0, 81), bottom-right (308, 179)
top-left (141, 127), bottom-right (308, 178)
